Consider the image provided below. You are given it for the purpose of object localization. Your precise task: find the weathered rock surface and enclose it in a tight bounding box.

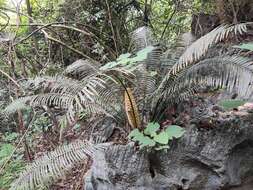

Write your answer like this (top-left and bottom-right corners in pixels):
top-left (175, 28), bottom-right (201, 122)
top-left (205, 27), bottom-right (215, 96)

top-left (85, 107), bottom-right (253, 190)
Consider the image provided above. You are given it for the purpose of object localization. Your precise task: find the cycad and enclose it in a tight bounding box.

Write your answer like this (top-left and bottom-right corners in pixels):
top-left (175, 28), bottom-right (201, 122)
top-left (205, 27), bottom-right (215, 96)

top-left (151, 22), bottom-right (253, 121)
top-left (7, 23), bottom-right (253, 190)
top-left (4, 60), bottom-right (131, 123)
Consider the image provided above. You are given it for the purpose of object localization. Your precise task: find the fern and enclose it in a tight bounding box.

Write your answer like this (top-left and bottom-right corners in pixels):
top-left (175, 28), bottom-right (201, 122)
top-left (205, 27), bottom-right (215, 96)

top-left (10, 141), bottom-right (100, 190)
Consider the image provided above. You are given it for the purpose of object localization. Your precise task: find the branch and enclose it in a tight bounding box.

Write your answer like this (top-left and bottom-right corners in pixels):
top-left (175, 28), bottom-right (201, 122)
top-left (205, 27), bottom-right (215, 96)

top-left (41, 29), bottom-right (97, 62)
top-left (0, 69), bottom-right (20, 88)
top-left (160, 2), bottom-right (178, 41)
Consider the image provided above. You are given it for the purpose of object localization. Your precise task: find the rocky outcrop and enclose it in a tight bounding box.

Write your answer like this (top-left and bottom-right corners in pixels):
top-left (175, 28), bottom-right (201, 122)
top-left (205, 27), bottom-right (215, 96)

top-left (84, 104), bottom-right (253, 190)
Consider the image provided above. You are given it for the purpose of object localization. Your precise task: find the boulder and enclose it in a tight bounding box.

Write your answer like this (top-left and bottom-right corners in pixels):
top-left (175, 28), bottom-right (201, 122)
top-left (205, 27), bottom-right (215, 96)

top-left (85, 109), bottom-right (253, 190)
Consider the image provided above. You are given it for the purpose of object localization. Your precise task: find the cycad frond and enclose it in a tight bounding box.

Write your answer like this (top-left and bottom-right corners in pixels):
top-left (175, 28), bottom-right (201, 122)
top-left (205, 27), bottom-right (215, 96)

top-left (133, 69), bottom-right (157, 99)
top-left (156, 23), bottom-right (249, 97)
top-left (131, 26), bottom-right (154, 51)
top-left (32, 76), bottom-right (85, 95)
top-left (10, 141), bottom-right (98, 190)
top-left (145, 47), bottom-right (163, 72)
top-left (30, 93), bottom-right (74, 109)
top-left (64, 59), bottom-right (100, 79)
top-left (171, 23), bottom-right (248, 74)
top-left (177, 56), bottom-right (253, 98)
top-left (151, 55), bottom-right (253, 121)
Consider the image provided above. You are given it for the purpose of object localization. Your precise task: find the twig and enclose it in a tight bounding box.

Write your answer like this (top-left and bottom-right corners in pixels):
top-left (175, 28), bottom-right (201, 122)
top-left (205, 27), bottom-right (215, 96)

top-left (105, 0), bottom-right (119, 56)
top-left (0, 12), bottom-right (10, 32)
top-left (0, 69), bottom-right (21, 88)
top-left (159, 2), bottom-right (178, 41)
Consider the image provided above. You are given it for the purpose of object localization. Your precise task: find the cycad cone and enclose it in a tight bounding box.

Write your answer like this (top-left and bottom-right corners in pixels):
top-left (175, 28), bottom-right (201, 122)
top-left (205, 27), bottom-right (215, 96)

top-left (124, 88), bottom-right (141, 129)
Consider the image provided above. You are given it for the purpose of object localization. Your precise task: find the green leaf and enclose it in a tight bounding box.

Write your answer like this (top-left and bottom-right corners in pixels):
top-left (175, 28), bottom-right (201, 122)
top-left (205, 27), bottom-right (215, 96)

top-left (128, 129), bottom-right (142, 139)
top-left (233, 43), bottom-right (253, 51)
top-left (117, 53), bottom-right (131, 61)
top-left (0, 144), bottom-right (15, 159)
top-left (139, 136), bottom-right (156, 148)
top-left (130, 46), bottom-right (155, 62)
top-left (218, 99), bottom-right (246, 110)
top-left (100, 46), bottom-right (155, 70)
top-left (153, 132), bottom-right (169, 144)
top-left (165, 125), bottom-right (185, 140)
top-left (144, 122), bottom-right (160, 137)
top-left (129, 129), bottom-right (156, 148)
top-left (100, 61), bottom-right (119, 70)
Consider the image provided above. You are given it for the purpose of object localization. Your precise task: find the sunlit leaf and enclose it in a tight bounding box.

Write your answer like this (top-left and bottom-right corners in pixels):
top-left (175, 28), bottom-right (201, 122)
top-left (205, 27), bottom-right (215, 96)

top-left (233, 43), bottom-right (253, 51)
top-left (144, 122), bottom-right (160, 137)
top-left (165, 125), bottom-right (185, 139)
top-left (218, 99), bottom-right (246, 110)
top-left (153, 132), bottom-right (169, 144)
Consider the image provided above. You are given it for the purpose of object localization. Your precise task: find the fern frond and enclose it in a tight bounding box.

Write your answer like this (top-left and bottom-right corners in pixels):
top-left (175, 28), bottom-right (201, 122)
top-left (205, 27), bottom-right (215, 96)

top-left (124, 88), bottom-right (141, 129)
top-left (10, 141), bottom-right (98, 190)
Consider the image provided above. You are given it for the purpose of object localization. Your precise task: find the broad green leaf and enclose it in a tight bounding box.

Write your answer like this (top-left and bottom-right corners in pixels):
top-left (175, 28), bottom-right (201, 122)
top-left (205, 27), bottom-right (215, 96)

top-left (100, 61), bottom-right (119, 70)
top-left (144, 122), bottom-right (160, 137)
top-left (165, 125), bottom-right (185, 139)
top-left (130, 46), bottom-right (155, 63)
top-left (153, 132), bottom-right (169, 144)
top-left (129, 129), bottom-right (156, 148)
top-left (100, 46), bottom-right (155, 70)
top-left (128, 129), bottom-right (142, 140)
top-left (117, 53), bottom-right (131, 61)
top-left (150, 71), bottom-right (157, 76)
top-left (139, 136), bottom-right (156, 148)
top-left (218, 99), bottom-right (246, 110)
top-left (117, 53), bottom-right (132, 65)
top-left (233, 43), bottom-right (253, 51)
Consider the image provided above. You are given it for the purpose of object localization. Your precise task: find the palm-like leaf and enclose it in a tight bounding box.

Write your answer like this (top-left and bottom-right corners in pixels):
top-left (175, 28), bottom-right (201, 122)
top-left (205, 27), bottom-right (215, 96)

top-left (172, 23), bottom-right (248, 74)
top-left (176, 56), bottom-right (253, 98)
top-left (131, 26), bottom-right (154, 51)
top-left (151, 56), bottom-right (253, 121)
top-left (156, 23), bottom-right (249, 97)
top-left (64, 59), bottom-right (100, 79)
top-left (10, 141), bottom-right (102, 190)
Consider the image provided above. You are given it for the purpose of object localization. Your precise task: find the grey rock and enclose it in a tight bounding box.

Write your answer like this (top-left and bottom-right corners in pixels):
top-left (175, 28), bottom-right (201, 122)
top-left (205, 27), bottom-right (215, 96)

top-left (85, 112), bottom-right (253, 190)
